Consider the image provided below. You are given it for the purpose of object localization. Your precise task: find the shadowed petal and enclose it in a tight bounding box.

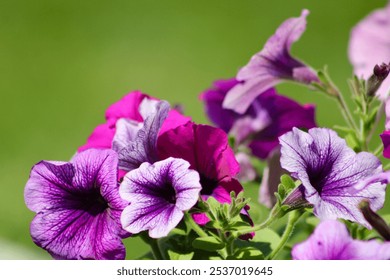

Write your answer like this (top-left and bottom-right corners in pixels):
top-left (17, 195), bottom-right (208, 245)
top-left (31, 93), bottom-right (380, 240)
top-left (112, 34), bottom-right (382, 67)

top-left (116, 101), bottom-right (170, 171)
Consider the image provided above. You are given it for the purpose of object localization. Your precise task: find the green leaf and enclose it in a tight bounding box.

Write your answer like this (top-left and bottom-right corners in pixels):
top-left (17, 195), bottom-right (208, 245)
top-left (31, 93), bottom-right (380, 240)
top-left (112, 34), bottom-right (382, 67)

top-left (205, 196), bottom-right (221, 221)
top-left (205, 220), bottom-right (223, 230)
top-left (345, 133), bottom-right (360, 152)
top-left (280, 174), bottom-right (295, 191)
top-left (228, 247), bottom-right (264, 260)
top-left (333, 125), bottom-right (355, 134)
top-left (250, 228), bottom-right (281, 256)
top-left (192, 236), bottom-right (225, 251)
top-left (167, 250), bottom-right (194, 260)
top-left (157, 234), bottom-right (194, 260)
top-left (226, 220), bottom-right (252, 231)
top-left (277, 184), bottom-right (286, 199)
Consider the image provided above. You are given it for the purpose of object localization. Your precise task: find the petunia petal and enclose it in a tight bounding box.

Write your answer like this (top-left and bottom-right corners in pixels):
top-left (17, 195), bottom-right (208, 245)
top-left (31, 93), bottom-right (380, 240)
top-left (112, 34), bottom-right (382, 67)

top-left (116, 101), bottom-right (170, 171)
top-left (280, 127), bottom-right (385, 226)
top-left (292, 220), bottom-right (390, 260)
top-left (120, 158), bottom-right (201, 238)
top-left (223, 9), bottom-right (318, 113)
top-left (348, 2), bottom-right (390, 100)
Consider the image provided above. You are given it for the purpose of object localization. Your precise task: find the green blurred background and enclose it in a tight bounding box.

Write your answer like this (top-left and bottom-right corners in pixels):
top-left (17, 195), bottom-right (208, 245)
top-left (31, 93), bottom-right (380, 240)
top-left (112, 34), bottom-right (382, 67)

top-left (0, 0), bottom-right (388, 259)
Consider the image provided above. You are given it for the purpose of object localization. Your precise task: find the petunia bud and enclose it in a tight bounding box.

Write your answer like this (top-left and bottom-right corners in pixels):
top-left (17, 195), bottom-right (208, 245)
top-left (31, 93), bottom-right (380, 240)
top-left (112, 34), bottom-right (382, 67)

top-left (281, 185), bottom-right (313, 211)
top-left (359, 200), bottom-right (390, 241)
top-left (366, 63), bottom-right (390, 97)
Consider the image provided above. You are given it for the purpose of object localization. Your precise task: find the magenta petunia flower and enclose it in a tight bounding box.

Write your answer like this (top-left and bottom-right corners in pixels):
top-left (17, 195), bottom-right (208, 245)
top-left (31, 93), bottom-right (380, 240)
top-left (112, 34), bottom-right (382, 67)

top-left (292, 220), bottom-right (390, 260)
top-left (24, 149), bottom-right (128, 260)
top-left (78, 91), bottom-right (190, 152)
top-left (157, 122), bottom-right (243, 224)
top-left (222, 10), bottom-right (318, 113)
top-left (119, 157), bottom-right (201, 238)
top-left (280, 127), bottom-right (386, 228)
top-left (200, 78), bottom-right (316, 160)
top-left (348, 2), bottom-right (390, 100)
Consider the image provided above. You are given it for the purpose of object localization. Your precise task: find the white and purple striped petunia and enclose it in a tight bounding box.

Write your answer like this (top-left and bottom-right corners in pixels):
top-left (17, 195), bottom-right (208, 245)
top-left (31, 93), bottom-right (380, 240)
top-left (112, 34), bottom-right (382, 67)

top-left (280, 127), bottom-right (387, 228)
top-left (119, 157), bottom-right (202, 238)
top-left (292, 220), bottom-right (390, 260)
top-left (223, 10), bottom-right (318, 114)
top-left (24, 149), bottom-right (128, 260)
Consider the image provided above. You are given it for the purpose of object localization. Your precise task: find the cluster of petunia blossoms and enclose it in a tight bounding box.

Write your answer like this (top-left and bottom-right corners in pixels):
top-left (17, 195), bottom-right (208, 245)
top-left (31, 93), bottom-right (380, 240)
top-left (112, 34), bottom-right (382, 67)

top-left (25, 3), bottom-right (390, 260)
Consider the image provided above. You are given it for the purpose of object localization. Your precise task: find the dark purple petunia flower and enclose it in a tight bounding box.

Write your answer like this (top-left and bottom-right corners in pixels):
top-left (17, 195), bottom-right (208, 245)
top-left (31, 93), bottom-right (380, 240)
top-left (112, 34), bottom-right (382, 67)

top-left (200, 78), bottom-right (316, 160)
top-left (223, 10), bottom-right (318, 114)
top-left (292, 220), bottom-right (390, 260)
top-left (280, 127), bottom-right (386, 228)
top-left (157, 122), bottom-right (243, 225)
top-left (24, 149), bottom-right (128, 260)
top-left (120, 157), bottom-right (202, 238)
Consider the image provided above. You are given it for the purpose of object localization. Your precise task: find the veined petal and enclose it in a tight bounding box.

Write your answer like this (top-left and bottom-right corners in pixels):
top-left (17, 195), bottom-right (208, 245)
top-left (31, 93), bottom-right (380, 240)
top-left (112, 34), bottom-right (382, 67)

top-left (120, 158), bottom-right (201, 238)
top-left (280, 127), bottom-right (385, 226)
top-left (116, 101), bottom-right (170, 171)
top-left (223, 9), bottom-right (318, 113)
top-left (24, 149), bottom-right (126, 260)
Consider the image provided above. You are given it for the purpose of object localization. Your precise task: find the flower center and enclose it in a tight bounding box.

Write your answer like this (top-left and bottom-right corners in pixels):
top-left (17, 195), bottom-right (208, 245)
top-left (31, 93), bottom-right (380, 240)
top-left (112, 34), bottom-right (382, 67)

top-left (199, 174), bottom-right (219, 195)
top-left (74, 189), bottom-right (109, 216)
top-left (161, 183), bottom-right (177, 204)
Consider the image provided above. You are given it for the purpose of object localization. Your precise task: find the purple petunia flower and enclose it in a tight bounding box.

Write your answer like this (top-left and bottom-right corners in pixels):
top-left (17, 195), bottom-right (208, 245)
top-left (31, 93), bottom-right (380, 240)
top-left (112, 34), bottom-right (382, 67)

top-left (222, 10), bottom-right (318, 114)
top-left (280, 127), bottom-right (386, 228)
top-left (119, 157), bottom-right (202, 238)
top-left (24, 149), bottom-right (128, 260)
top-left (200, 78), bottom-right (316, 160)
top-left (292, 220), bottom-right (390, 260)
top-left (348, 2), bottom-right (390, 100)
top-left (157, 122), bottom-right (243, 225)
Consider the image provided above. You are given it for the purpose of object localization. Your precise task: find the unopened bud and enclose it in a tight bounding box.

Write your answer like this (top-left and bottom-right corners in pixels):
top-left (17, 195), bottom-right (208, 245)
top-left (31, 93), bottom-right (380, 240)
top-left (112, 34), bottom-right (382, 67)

top-left (282, 185), bottom-right (313, 211)
top-left (359, 200), bottom-right (390, 241)
top-left (366, 63), bottom-right (390, 97)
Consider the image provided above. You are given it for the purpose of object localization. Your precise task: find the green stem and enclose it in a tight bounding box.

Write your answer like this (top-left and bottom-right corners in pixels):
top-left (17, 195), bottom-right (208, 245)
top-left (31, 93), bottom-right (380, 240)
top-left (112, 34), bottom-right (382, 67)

top-left (234, 204), bottom-right (284, 236)
top-left (336, 94), bottom-right (358, 131)
top-left (367, 103), bottom-right (384, 143)
top-left (267, 210), bottom-right (302, 260)
top-left (184, 212), bottom-right (208, 238)
top-left (140, 232), bottom-right (164, 260)
top-left (373, 144), bottom-right (383, 157)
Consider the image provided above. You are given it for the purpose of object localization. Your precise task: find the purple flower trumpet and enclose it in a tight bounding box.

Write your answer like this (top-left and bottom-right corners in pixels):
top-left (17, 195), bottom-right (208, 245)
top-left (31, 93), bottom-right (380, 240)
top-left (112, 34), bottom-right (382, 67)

top-left (24, 149), bottom-right (128, 260)
top-left (280, 127), bottom-right (387, 228)
top-left (120, 157), bottom-right (202, 238)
